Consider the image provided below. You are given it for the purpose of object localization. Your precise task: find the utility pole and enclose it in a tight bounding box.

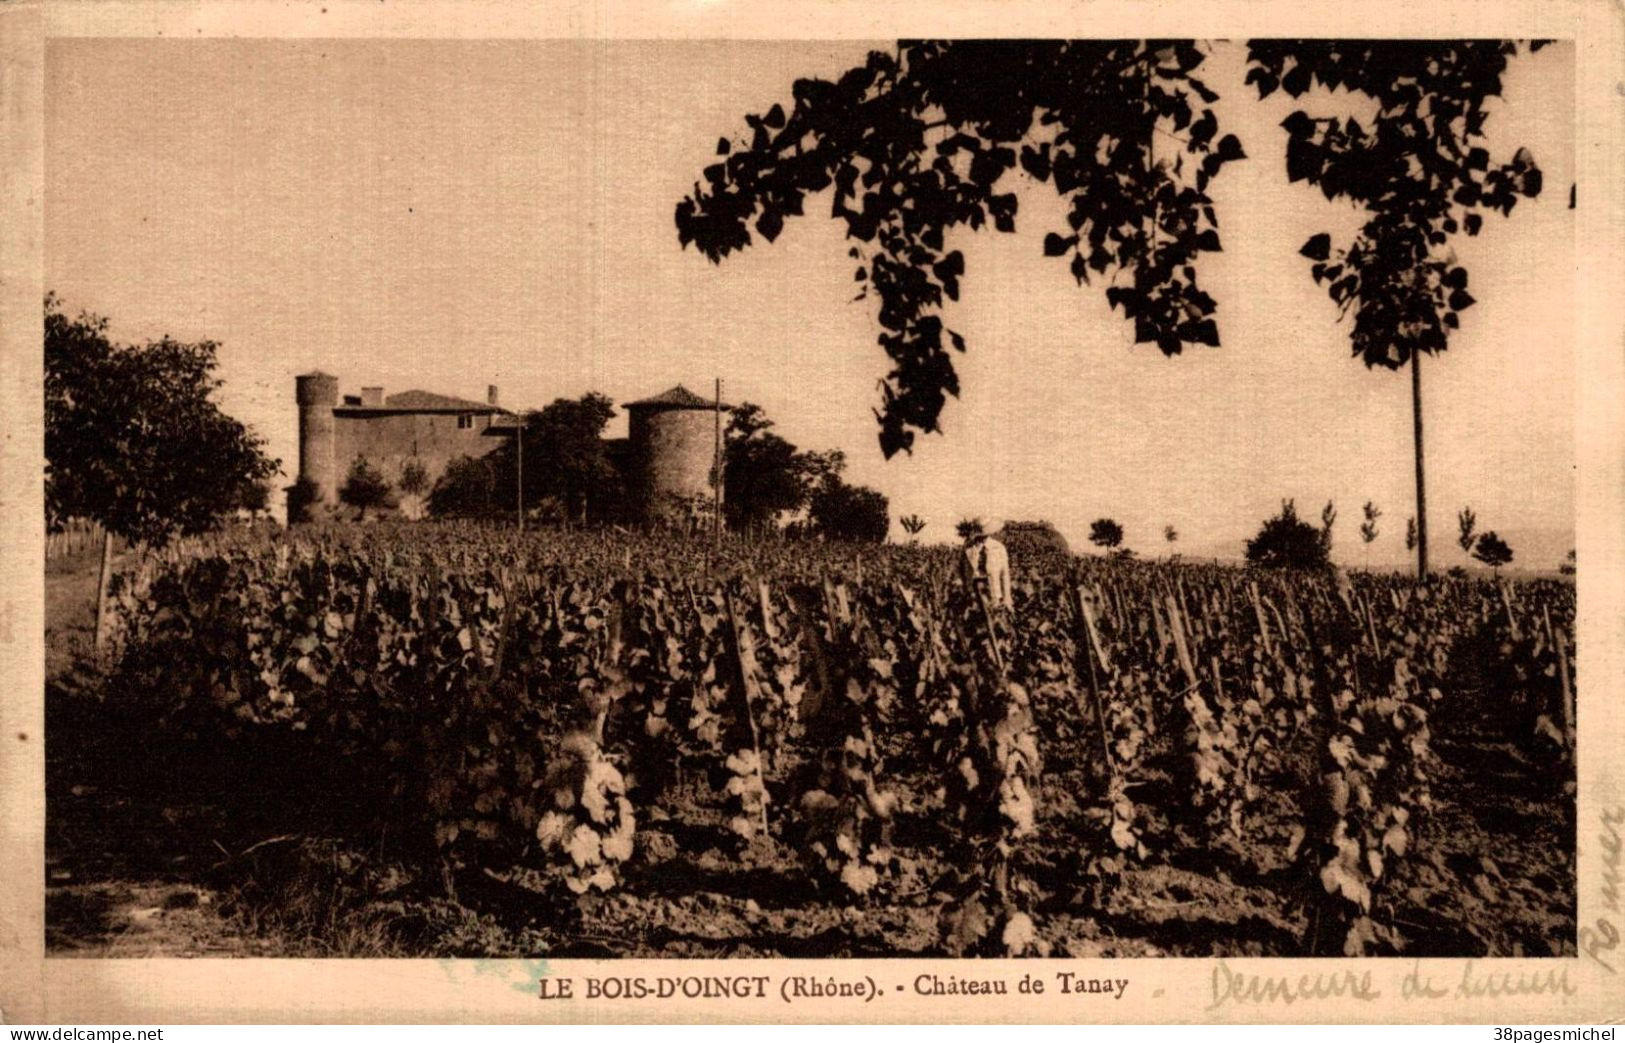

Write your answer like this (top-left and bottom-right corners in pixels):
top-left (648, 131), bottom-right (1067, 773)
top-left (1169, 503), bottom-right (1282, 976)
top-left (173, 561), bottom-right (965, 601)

top-left (713, 378), bottom-right (723, 549)
top-left (1411, 350), bottom-right (1427, 582)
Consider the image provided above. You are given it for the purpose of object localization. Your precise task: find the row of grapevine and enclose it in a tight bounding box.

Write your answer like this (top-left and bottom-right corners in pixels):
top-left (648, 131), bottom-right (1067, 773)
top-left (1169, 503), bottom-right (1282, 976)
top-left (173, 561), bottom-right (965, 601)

top-left (100, 523), bottom-right (1576, 956)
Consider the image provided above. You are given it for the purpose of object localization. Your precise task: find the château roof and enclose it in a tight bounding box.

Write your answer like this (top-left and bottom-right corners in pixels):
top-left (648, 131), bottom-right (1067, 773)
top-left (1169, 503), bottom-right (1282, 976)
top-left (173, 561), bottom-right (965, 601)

top-left (335, 389), bottom-right (509, 414)
top-left (623, 385), bottom-right (730, 411)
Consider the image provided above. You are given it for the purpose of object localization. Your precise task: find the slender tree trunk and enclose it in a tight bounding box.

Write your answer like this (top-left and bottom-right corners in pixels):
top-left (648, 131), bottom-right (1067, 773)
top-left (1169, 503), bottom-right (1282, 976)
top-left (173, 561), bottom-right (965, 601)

top-left (93, 529), bottom-right (114, 651)
top-left (1411, 349), bottom-right (1428, 582)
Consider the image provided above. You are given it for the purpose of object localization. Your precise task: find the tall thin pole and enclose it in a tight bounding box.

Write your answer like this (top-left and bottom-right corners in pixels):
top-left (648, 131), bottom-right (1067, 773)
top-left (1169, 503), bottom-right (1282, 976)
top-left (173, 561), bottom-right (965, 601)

top-left (713, 378), bottom-right (723, 548)
top-left (1411, 349), bottom-right (1427, 582)
top-left (516, 415), bottom-right (525, 534)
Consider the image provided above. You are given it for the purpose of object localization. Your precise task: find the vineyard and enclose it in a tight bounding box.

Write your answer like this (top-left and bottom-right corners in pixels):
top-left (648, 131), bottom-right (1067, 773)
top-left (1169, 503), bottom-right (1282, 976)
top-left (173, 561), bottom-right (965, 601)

top-left (47, 523), bottom-right (1577, 958)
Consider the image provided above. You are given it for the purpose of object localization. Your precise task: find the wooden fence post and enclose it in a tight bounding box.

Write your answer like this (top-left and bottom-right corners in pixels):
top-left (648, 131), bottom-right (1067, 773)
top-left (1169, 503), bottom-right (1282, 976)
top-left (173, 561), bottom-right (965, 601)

top-left (93, 529), bottom-right (115, 651)
top-left (1070, 584), bottom-right (1116, 776)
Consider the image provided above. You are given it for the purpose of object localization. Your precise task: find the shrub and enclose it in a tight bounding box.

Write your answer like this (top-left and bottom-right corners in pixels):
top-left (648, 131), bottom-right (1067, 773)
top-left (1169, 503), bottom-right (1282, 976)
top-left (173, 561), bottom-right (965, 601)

top-left (1246, 499), bottom-right (1329, 569)
top-left (996, 520), bottom-right (1070, 557)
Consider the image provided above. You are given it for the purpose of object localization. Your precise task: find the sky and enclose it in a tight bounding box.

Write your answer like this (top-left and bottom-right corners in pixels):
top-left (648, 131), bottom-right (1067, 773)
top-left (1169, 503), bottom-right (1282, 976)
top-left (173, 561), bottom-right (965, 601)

top-left (44, 39), bottom-right (1576, 567)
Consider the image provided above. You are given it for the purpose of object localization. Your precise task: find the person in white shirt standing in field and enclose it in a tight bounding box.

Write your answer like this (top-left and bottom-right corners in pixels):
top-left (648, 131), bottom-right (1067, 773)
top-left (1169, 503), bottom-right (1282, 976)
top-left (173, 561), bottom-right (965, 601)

top-left (963, 530), bottom-right (1013, 610)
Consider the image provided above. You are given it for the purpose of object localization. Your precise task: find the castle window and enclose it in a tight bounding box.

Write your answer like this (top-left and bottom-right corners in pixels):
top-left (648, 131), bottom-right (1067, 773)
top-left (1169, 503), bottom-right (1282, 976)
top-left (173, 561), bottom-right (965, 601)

top-left (457, 414), bottom-right (473, 430)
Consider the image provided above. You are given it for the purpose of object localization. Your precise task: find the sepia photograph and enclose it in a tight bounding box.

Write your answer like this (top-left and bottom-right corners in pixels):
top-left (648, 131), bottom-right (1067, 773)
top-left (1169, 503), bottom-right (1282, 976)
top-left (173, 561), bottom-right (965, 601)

top-left (30, 25), bottom-right (1588, 979)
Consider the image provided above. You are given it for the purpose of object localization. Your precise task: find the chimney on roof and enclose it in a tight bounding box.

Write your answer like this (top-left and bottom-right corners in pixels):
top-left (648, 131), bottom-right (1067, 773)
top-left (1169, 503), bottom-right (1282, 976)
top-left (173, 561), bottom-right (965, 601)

top-left (360, 386), bottom-right (384, 407)
top-left (488, 385), bottom-right (500, 407)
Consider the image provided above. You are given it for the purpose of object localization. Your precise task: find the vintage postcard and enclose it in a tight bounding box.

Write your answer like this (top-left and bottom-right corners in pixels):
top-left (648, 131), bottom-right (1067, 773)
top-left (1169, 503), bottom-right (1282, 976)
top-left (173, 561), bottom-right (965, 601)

top-left (1, 0), bottom-right (1621, 1025)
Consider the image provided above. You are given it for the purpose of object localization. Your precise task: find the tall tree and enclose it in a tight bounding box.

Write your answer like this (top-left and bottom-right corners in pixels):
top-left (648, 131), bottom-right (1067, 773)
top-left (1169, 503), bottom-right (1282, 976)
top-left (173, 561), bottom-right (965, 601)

top-left (1245, 41), bottom-right (1547, 581)
top-left (45, 296), bottom-right (278, 646)
top-left (1088, 517), bottom-right (1124, 550)
top-left (997, 520), bottom-right (1070, 556)
top-left (522, 393), bottom-right (622, 523)
top-left (1472, 530), bottom-right (1513, 577)
top-left (678, 41), bottom-right (1246, 457)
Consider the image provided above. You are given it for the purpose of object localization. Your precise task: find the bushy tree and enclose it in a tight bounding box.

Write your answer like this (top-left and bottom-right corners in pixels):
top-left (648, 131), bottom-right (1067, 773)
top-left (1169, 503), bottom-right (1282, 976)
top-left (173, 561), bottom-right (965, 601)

top-left (428, 455), bottom-right (507, 519)
top-left (955, 517), bottom-right (985, 541)
top-left (236, 480), bottom-right (271, 517)
top-left (46, 294), bottom-right (279, 648)
top-left (1360, 501), bottom-right (1381, 543)
top-left (399, 459), bottom-right (430, 498)
top-left (45, 294), bottom-right (278, 546)
top-left (1472, 530), bottom-right (1513, 576)
top-left (285, 476), bottom-right (322, 525)
top-left (1405, 516), bottom-right (1418, 552)
top-left (1560, 548), bottom-right (1576, 577)
top-left (1164, 524), bottom-right (1178, 545)
top-left (1088, 517), bottom-right (1124, 550)
top-left (1246, 41), bottom-right (1548, 579)
top-left (523, 393), bottom-right (622, 523)
top-left (724, 404), bottom-right (802, 533)
top-left (678, 41), bottom-right (1247, 457)
top-left (339, 456), bottom-right (395, 520)
top-left (1457, 506), bottom-right (1478, 561)
top-left (1246, 499), bottom-right (1330, 569)
top-left (810, 476), bottom-right (890, 543)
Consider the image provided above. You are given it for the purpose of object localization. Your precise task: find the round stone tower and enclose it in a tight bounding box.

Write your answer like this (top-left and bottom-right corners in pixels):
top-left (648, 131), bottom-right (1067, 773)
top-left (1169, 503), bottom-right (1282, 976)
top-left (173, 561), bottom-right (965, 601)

top-left (295, 372), bottom-right (340, 507)
top-left (624, 385), bottom-right (729, 524)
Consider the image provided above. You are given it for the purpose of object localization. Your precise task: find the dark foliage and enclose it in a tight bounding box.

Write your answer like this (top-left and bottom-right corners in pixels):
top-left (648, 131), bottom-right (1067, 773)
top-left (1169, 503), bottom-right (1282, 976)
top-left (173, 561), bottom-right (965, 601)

top-left (809, 477), bottom-right (890, 543)
top-left (1088, 517), bottom-right (1124, 550)
top-left (678, 41), bottom-right (1246, 457)
top-left (522, 394), bottom-right (623, 523)
top-left (399, 459), bottom-right (430, 498)
top-left (1245, 499), bottom-right (1330, 569)
top-left (724, 403), bottom-right (835, 534)
top-left (1472, 530), bottom-right (1514, 573)
top-left (45, 294), bottom-right (279, 547)
top-left (285, 477), bottom-right (322, 525)
top-left (428, 455), bottom-right (509, 519)
top-left (339, 457), bottom-right (395, 520)
top-left (996, 520), bottom-right (1070, 557)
